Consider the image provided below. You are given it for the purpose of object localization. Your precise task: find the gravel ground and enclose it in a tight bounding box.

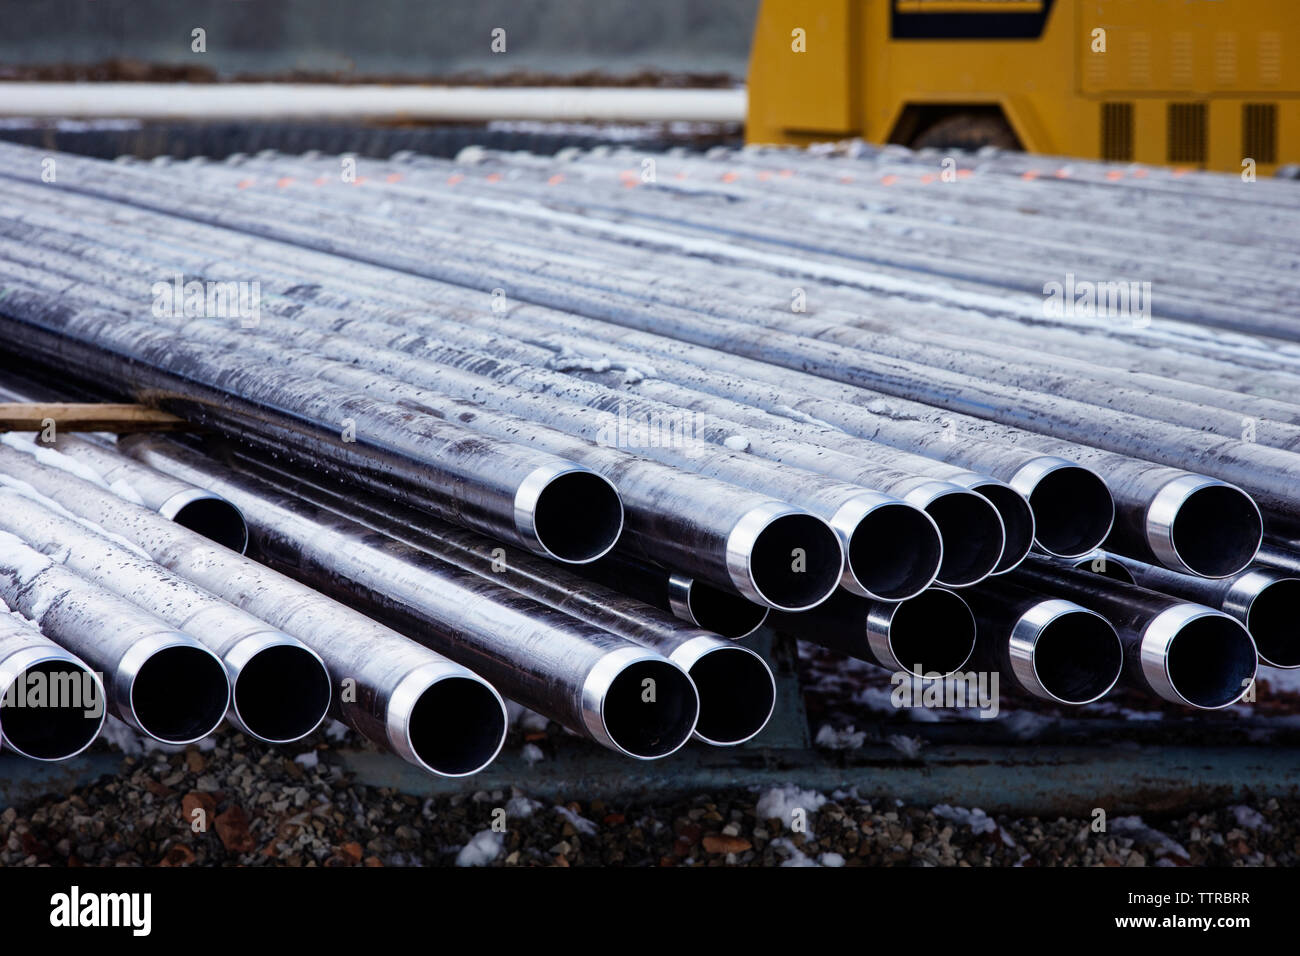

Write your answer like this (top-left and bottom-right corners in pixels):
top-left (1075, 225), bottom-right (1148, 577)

top-left (1, 721), bottom-right (1293, 867)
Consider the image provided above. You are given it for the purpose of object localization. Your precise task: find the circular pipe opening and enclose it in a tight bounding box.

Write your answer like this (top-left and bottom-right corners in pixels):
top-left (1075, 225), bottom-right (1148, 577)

top-left (407, 676), bottom-right (508, 776)
top-left (1246, 578), bottom-right (1300, 668)
top-left (1166, 616), bottom-right (1258, 709)
top-left (687, 647), bottom-right (776, 746)
top-left (1029, 466), bottom-right (1114, 558)
top-left (602, 660), bottom-right (698, 759)
top-left (888, 589), bottom-right (977, 677)
top-left (1171, 485), bottom-right (1263, 578)
top-left (849, 502), bottom-right (942, 600)
top-left (685, 581), bottom-right (770, 639)
top-left (232, 644), bottom-right (333, 743)
top-left (976, 484), bottom-right (1035, 574)
top-left (1032, 611), bottom-right (1123, 704)
top-left (0, 661), bottom-right (104, 760)
top-left (749, 513), bottom-right (842, 610)
top-left (172, 497), bottom-right (251, 554)
top-left (533, 471), bottom-right (623, 563)
top-left (130, 645), bottom-right (231, 743)
top-left (925, 492), bottom-right (1004, 587)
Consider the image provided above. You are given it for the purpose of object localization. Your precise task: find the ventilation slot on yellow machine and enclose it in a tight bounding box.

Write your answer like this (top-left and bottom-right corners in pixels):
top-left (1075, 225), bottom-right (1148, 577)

top-left (1167, 103), bottom-right (1208, 165)
top-left (1101, 103), bottom-right (1134, 162)
top-left (1243, 103), bottom-right (1278, 164)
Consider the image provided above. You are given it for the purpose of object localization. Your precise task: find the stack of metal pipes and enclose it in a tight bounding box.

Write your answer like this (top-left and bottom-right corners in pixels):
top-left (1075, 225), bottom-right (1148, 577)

top-left (0, 137), bottom-right (1293, 775)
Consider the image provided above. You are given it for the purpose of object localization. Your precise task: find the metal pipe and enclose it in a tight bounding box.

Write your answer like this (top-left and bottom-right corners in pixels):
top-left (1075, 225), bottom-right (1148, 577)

top-left (0, 280), bottom-right (623, 565)
top-left (0, 601), bottom-right (105, 761)
top-left (0, 442), bottom-right (507, 776)
top-left (771, 588), bottom-right (977, 678)
top-left (578, 552), bottom-right (770, 640)
top-left (115, 437), bottom-right (703, 759)
top-left (0, 529), bottom-right (229, 743)
top-left (1009, 559), bottom-right (1258, 710)
top-left (963, 579), bottom-right (1123, 705)
top-left (0, 485), bottom-right (332, 741)
top-left (169, 448), bottom-right (774, 746)
top-left (1085, 552), bottom-right (1300, 670)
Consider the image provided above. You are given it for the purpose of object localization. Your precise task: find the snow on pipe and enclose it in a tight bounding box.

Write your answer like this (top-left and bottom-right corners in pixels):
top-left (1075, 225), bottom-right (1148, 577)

top-left (0, 530), bottom-right (229, 744)
top-left (0, 600), bottom-right (105, 761)
top-left (0, 84), bottom-right (747, 124)
top-left (0, 487), bottom-right (332, 742)
top-left (167, 448), bottom-right (775, 746)
top-left (118, 435), bottom-right (702, 760)
top-left (964, 579), bottom-right (1123, 706)
top-left (772, 587), bottom-right (977, 679)
top-left (1010, 559), bottom-right (1258, 710)
top-left (1079, 552), bottom-right (1300, 671)
top-left (0, 281), bottom-right (624, 566)
top-left (0, 443), bottom-right (507, 776)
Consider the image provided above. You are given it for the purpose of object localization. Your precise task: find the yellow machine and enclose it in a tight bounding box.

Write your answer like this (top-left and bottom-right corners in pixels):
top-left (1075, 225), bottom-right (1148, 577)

top-left (746, 0), bottom-right (1298, 173)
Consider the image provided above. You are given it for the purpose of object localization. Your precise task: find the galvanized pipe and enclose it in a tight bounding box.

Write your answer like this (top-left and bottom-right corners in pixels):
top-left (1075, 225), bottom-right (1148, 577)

top-left (0, 443), bottom-right (507, 776)
top-left (0, 278), bottom-right (624, 565)
top-left (162, 446), bottom-right (774, 746)
top-left (0, 486), bottom-right (333, 742)
top-left (1081, 553), bottom-right (1300, 671)
top-left (772, 588), bottom-right (977, 679)
top-left (0, 528), bottom-right (230, 744)
top-left (1009, 559), bottom-right (1258, 710)
top-left (963, 579), bottom-right (1123, 705)
top-left (0, 601), bottom-right (105, 761)
top-left (117, 436), bottom-right (702, 760)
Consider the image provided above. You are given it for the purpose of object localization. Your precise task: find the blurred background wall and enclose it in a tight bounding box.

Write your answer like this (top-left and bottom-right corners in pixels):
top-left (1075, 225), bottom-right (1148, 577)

top-left (0, 0), bottom-right (758, 80)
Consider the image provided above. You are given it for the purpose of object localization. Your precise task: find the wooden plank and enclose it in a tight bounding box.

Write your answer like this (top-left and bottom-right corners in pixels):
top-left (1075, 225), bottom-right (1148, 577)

top-left (0, 402), bottom-right (190, 433)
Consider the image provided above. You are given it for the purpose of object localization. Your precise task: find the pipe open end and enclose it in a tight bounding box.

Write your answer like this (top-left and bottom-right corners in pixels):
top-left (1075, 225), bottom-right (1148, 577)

top-left (130, 645), bottom-right (231, 744)
top-left (601, 659), bottom-right (698, 759)
top-left (975, 484), bottom-right (1035, 575)
top-left (165, 492), bottom-right (251, 554)
top-left (1169, 484), bottom-right (1263, 578)
top-left (886, 589), bottom-right (977, 677)
top-left (848, 502), bottom-right (942, 600)
top-left (1245, 577), bottom-right (1300, 668)
top-left (232, 644), bottom-right (333, 743)
top-left (407, 676), bottom-right (508, 777)
top-left (530, 469), bottom-right (623, 563)
top-left (687, 646), bottom-right (776, 746)
top-left (1165, 615), bottom-right (1258, 709)
top-left (1, 660), bottom-right (105, 761)
top-left (748, 512), bottom-right (843, 611)
top-left (681, 580), bottom-right (770, 639)
top-left (925, 491), bottom-right (1004, 588)
top-left (1030, 610), bottom-right (1123, 705)
top-left (1027, 465), bottom-right (1114, 558)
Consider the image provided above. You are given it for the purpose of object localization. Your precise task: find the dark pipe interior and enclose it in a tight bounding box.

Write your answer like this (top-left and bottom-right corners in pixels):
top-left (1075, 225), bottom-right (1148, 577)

top-left (926, 493), bottom-right (1003, 587)
top-left (1032, 612), bottom-right (1122, 704)
top-left (233, 644), bottom-right (332, 742)
top-left (750, 513), bottom-right (841, 609)
top-left (977, 484), bottom-right (1034, 574)
top-left (533, 471), bottom-right (623, 563)
top-left (408, 677), bottom-right (506, 776)
top-left (888, 589), bottom-right (976, 676)
top-left (173, 497), bottom-right (251, 554)
top-left (688, 648), bottom-right (774, 745)
top-left (1171, 485), bottom-right (1263, 578)
top-left (1246, 578), bottom-right (1300, 668)
top-left (0, 661), bottom-right (103, 760)
top-left (686, 581), bottom-right (769, 639)
top-left (1030, 467), bottom-right (1113, 558)
top-left (603, 660), bottom-right (697, 758)
top-left (132, 645), bottom-right (230, 743)
top-left (1166, 616), bottom-right (1257, 708)
top-left (850, 502), bottom-right (942, 599)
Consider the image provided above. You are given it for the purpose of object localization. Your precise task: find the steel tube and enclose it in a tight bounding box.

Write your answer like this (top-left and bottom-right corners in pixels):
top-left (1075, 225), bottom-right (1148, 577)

top-left (963, 579), bottom-right (1123, 705)
top-left (1009, 559), bottom-right (1258, 710)
top-left (772, 588), bottom-right (977, 678)
top-left (0, 443), bottom-right (507, 776)
top-left (0, 486), bottom-right (332, 741)
top-left (169, 448), bottom-right (774, 746)
top-left (0, 528), bottom-right (229, 743)
top-left (1083, 553), bottom-right (1300, 670)
top-left (116, 437), bottom-right (702, 759)
top-left (0, 601), bottom-right (105, 761)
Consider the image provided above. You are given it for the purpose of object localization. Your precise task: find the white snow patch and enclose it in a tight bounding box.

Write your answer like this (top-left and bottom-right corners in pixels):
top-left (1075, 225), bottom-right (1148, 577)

top-left (1110, 815), bottom-right (1190, 862)
top-left (756, 785), bottom-right (826, 835)
top-left (294, 751), bottom-right (319, 769)
top-left (887, 734), bottom-right (925, 759)
top-left (506, 794), bottom-right (542, 819)
top-left (455, 829), bottom-right (503, 867)
top-left (107, 478), bottom-right (147, 506)
top-left (1230, 805), bottom-right (1269, 830)
top-left (820, 852), bottom-right (845, 867)
top-left (932, 805), bottom-right (999, 837)
top-left (555, 805), bottom-right (598, 836)
top-left (722, 434), bottom-right (750, 452)
top-left (521, 742), bottom-right (545, 766)
top-left (770, 837), bottom-right (820, 867)
top-left (323, 719), bottom-right (351, 741)
top-left (815, 723), bottom-right (866, 750)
